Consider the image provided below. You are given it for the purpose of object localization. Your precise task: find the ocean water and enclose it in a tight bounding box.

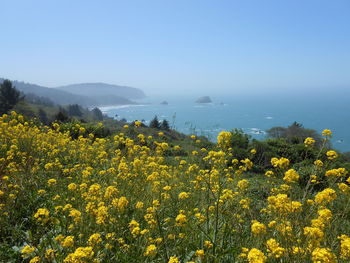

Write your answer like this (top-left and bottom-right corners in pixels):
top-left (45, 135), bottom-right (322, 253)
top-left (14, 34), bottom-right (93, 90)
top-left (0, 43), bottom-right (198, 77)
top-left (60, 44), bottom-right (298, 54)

top-left (101, 92), bottom-right (350, 152)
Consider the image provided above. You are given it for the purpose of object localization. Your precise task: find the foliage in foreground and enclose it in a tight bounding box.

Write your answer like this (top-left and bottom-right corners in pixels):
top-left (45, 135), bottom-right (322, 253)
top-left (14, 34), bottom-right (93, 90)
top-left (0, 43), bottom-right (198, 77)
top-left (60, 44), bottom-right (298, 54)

top-left (0, 80), bottom-right (23, 115)
top-left (0, 112), bottom-right (350, 263)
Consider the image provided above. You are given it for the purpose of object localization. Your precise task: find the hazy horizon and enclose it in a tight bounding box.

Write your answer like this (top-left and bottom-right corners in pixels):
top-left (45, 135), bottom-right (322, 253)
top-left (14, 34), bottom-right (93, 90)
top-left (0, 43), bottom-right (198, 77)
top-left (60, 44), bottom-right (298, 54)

top-left (4, 77), bottom-right (350, 97)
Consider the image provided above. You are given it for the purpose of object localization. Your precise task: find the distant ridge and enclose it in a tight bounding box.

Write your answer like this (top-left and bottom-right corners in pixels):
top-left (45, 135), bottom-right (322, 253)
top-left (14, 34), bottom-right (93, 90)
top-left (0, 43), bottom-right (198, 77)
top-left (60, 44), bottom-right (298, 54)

top-left (0, 78), bottom-right (96, 106)
top-left (56, 82), bottom-right (146, 100)
top-left (0, 79), bottom-right (144, 106)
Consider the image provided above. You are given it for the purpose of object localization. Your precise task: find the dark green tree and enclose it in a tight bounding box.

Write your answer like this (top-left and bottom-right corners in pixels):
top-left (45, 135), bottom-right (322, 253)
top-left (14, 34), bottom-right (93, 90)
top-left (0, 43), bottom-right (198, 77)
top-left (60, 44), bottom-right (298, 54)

top-left (160, 119), bottom-right (170, 130)
top-left (38, 108), bottom-right (49, 125)
top-left (227, 129), bottom-right (251, 160)
top-left (67, 104), bottom-right (83, 117)
top-left (266, 126), bottom-right (286, 139)
top-left (91, 107), bottom-right (103, 121)
top-left (55, 111), bottom-right (70, 123)
top-left (230, 128), bottom-right (250, 149)
top-left (267, 122), bottom-right (322, 146)
top-left (0, 80), bottom-right (22, 115)
top-left (149, 115), bottom-right (160, 129)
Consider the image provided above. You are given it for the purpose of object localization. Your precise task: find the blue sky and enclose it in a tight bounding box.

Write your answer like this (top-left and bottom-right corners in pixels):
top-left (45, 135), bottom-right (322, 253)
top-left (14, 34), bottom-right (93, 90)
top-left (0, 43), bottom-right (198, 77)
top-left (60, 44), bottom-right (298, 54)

top-left (1, 0), bottom-right (349, 95)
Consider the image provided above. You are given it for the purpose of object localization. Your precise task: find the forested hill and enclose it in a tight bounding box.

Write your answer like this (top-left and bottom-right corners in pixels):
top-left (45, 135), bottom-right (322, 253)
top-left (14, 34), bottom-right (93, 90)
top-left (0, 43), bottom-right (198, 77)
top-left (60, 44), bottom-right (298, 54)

top-left (0, 79), bottom-right (141, 106)
top-left (56, 82), bottom-right (146, 99)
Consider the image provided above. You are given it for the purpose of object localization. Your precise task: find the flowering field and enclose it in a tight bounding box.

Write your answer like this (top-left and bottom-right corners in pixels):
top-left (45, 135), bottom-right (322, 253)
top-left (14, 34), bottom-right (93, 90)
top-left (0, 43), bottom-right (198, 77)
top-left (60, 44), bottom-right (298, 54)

top-left (1, 112), bottom-right (350, 263)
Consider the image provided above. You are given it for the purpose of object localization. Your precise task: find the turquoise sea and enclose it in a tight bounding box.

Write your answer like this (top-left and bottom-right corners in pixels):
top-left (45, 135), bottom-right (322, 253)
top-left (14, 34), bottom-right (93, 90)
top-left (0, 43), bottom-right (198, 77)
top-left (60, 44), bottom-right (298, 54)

top-left (101, 91), bottom-right (350, 152)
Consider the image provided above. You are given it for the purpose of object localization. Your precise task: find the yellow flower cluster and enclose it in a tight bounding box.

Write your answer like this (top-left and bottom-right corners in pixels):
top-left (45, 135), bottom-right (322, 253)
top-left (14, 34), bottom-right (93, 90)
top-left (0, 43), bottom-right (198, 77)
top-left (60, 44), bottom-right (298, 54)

top-left (267, 194), bottom-right (302, 215)
top-left (247, 248), bottom-right (266, 263)
top-left (168, 256), bottom-right (180, 263)
top-left (326, 150), bottom-right (338, 160)
top-left (266, 238), bottom-right (285, 258)
top-left (64, 247), bottom-right (94, 263)
top-left (33, 208), bottom-right (50, 224)
top-left (217, 131), bottom-right (232, 149)
top-left (271, 157), bottom-right (290, 169)
top-left (322, 129), bottom-right (332, 137)
top-left (314, 188), bottom-right (337, 205)
top-left (21, 245), bottom-right (35, 258)
top-left (144, 244), bottom-right (157, 256)
top-left (304, 137), bottom-right (316, 147)
top-left (251, 220), bottom-right (266, 235)
top-left (283, 169), bottom-right (300, 183)
top-left (311, 248), bottom-right (337, 263)
top-left (339, 234), bottom-right (350, 259)
top-left (134, 120), bottom-right (142, 127)
top-left (325, 168), bottom-right (348, 177)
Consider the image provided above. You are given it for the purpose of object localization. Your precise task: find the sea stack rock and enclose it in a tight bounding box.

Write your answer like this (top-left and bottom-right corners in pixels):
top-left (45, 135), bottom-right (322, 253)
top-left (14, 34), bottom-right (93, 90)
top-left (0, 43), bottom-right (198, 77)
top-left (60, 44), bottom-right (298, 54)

top-left (195, 96), bottom-right (212, 103)
top-left (160, 101), bottom-right (168, 105)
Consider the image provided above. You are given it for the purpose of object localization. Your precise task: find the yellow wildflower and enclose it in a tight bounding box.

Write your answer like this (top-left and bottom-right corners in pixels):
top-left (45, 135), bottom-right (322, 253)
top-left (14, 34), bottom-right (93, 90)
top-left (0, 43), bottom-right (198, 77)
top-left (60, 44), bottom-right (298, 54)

top-left (326, 150), bottom-right (338, 160)
top-left (266, 238), bottom-right (285, 258)
top-left (175, 213), bottom-right (187, 226)
top-left (247, 248), bottom-right (267, 263)
top-left (45, 249), bottom-right (55, 259)
top-left (315, 188), bottom-right (337, 205)
top-left (314, 160), bottom-right (324, 167)
top-left (196, 249), bottom-right (205, 258)
top-left (168, 256), bottom-right (180, 263)
top-left (271, 157), bottom-right (290, 169)
top-left (304, 227), bottom-right (324, 240)
top-left (322, 129), bottom-right (332, 137)
top-left (237, 179), bottom-right (249, 190)
top-left (69, 209), bottom-right (81, 223)
top-left (304, 137), bottom-right (316, 147)
top-left (311, 248), bottom-right (337, 263)
top-left (217, 131), bottom-right (232, 149)
top-left (325, 168), bottom-right (347, 177)
top-left (135, 201), bottom-right (144, 209)
top-left (339, 234), bottom-right (350, 259)
top-left (265, 171), bottom-right (274, 177)
top-left (88, 233), bottom-right (102, 246)
top-left (47, 178), bottom-right (57, 186)
top-left (283, 169), bottom-right (299, 183)
top-left (338, 183), bottom-right (350, 193)
top-left (64, 247), bottom-right (94, 263)
top-left (33, 208), bottom-right (50, 224)
top-left (61, 236), bottom-right (75, 248)
top-left (21, 245), bottom-right (35, 258)
top-left (29, 256), bottom-right (40, 263)
top-left (178, 192), bottom-right (190, 199)
top-left (251, 220), bottom-right (267, 235)
top-left (204, 240), bottom-right (213, 248)
top-left (144, 244), bottom-right (157, 256)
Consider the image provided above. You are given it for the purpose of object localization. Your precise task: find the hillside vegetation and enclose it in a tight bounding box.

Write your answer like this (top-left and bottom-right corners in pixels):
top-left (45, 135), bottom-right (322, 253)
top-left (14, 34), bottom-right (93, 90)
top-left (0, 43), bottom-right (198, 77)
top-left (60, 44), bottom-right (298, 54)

top-left (2, 79), bottom-right (350, 263)
top-left (1, 111), bottom-right (350, 263)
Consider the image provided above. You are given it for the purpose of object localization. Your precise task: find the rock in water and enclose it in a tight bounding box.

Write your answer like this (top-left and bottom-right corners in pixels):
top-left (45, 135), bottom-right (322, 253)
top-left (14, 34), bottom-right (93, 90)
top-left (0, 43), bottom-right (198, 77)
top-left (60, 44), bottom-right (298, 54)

top-left (195, 96), bottom-right (212, 103)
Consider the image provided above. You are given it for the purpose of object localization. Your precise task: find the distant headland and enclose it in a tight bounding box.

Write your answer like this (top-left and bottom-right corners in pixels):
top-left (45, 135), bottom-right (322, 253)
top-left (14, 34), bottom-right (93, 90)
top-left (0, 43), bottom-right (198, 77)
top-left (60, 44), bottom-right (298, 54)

top-left (0, 78), bottom-right (146, 107)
